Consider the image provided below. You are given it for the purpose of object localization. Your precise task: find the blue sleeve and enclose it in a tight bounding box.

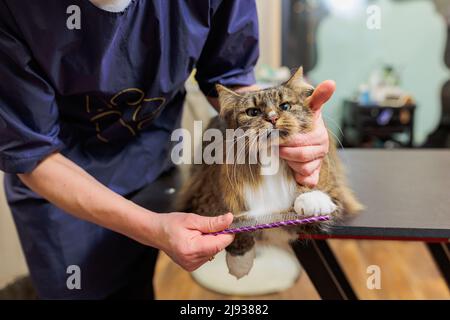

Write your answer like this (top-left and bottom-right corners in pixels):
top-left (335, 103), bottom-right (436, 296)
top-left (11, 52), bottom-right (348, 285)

top-left (0, 2), bottom-right (62, 173)
top-left (195, 0), bottom-right (259, 97)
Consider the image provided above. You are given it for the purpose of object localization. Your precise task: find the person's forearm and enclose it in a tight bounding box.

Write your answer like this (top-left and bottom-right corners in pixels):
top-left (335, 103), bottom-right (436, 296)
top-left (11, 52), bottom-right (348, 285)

top-left (17, 152), bottom-right (235, 272)
top-left (18, 153), bottom-right (159, 247)
top-left (207, 84), bottom-right (259, 111)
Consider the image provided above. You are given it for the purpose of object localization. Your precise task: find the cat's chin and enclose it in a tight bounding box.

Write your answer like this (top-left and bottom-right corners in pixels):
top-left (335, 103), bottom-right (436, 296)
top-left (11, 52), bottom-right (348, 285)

top-left (266, 136), bottom-right (292, 147)
top-left (274, 130), bottom-right (297, 145)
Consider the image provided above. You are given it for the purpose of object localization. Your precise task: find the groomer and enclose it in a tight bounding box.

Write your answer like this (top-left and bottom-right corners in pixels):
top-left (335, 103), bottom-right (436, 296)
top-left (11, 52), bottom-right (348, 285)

top-left (0, 0), bottom-right (334, 299)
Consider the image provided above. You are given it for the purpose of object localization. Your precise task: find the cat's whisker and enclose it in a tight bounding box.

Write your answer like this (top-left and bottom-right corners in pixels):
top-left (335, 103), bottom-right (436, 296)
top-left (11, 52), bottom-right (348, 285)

top-left (247, 129), bottom-right (272, 182)
top-left (322, 114), bottom-right (352, 163)
top-left (246, 133), bottom-right (260, 184)
top-left (326, 130), bottom-right (344, 180)
top-left (224, 137), bottom-right (243, 187)
top-left (231, 134), bottom-right (253, 186)
top-left (323, 115), bottom-right (344, 139)
top-left (327, 128), bottom-right (345, 151)
top-left (223, 126), bottom-right (253, 143)
top-left (227, 143), bottom-right (245, 187)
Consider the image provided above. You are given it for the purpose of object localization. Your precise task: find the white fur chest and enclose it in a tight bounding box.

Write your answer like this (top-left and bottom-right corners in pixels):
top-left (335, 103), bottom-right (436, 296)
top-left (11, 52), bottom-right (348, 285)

top-left (242, 163), bottom-right (298, 217)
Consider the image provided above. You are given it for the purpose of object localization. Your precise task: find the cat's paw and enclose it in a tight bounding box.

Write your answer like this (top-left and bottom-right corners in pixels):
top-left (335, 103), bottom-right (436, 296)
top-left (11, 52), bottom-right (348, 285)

top-left (294, 190), bottom-right (337, 216)
top-left (225, 247), bottom-right (256, 279)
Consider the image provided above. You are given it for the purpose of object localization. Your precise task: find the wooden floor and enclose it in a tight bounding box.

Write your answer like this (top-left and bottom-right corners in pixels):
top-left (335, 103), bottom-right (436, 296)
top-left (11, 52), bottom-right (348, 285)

top-left (154, 240), bottom-right (450, 300)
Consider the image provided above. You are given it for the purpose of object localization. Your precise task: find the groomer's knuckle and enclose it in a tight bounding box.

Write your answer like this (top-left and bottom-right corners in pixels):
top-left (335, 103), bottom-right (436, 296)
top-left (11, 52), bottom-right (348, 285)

top-left (310, 152), bottom-right (321, 161)
top-left (184, 264), bottom-right (196, 272)
top-left (177, 244), bottom-right (188, 256)
top-left (304, 173), bottom-right (319, 187)
top-left (196, 243), bottom-right (210, 256)
top-left (313, 172), bottom-right (320, 184)
top-left (179, 242), bottom-right (195, 257)
top-left (192, 265), bottom-right (202, 272)
top-left (314, 176), bottom-right (320, 185)
top-left (292, 148), bottom-right (304, 162)
top-left (282, 148), bottom-right (294, 159)
top-left (183, 213), bottom-right (196, 225)
top-left (299, 164), bottom-right (313, 176)
top-left (214, 243), bottom-right (223, 254)
top-left (297, 150), bottom-right (308, 162)
top-left (294, 135), bottom-right (304, 146)
top-left (207, 241), bottom-right (222, 255)
top-left (222, 235), bottom-right (235, 246)
top-left (178, 258), bottom-right (189, 269)
top-left (319, 148), bottom-right (327, 158)
top-left (292, 163), bottom-right (303, 174)
top-left (295, 173), bottom-right (305, 184)
top-left (305, 180), bottom-right (315, 188)
top-left (286, 161), bottom-right (296, 170)
top-left (206, 218), bottom-right (216, 233)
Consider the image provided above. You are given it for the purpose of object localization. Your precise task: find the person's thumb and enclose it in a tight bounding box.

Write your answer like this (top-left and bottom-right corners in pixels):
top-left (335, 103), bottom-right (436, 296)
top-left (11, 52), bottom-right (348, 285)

top-left (190, 212), bottom-right (234, 234)
top-left (306, 80), bottom-right (336, 115)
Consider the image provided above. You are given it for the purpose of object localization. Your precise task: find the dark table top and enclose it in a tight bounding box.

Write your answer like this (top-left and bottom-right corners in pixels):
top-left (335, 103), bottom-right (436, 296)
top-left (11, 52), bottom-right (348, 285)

top-left (330, 149), bottom-right (450, 240)
top-left (131, 150), bottom-right (450, 241)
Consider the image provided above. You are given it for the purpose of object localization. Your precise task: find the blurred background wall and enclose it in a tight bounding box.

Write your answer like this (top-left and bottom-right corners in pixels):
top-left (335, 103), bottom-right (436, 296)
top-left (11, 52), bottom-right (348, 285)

top-left (306, 0), bottom-right (448, 144)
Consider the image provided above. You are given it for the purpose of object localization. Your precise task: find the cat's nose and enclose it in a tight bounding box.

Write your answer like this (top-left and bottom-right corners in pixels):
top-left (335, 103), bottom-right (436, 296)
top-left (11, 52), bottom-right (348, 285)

top-left (266, 111), bottom-right (279, 124)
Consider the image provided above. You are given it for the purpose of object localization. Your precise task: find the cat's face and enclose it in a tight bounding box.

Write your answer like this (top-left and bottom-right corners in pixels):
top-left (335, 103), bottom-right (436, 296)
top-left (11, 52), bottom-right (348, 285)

top-left (217, 67), bottom-right (315, 143)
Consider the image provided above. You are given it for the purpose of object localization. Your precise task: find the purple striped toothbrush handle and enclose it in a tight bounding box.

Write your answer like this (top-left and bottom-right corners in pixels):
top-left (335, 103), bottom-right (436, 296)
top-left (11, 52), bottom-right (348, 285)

top-left (209, 215), bottom-right (331, 236)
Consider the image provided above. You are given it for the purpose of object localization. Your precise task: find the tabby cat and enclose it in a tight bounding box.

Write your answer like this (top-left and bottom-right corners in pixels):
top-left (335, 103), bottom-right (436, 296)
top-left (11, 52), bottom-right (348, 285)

top-left (178, 67), bottom-right (362, 278)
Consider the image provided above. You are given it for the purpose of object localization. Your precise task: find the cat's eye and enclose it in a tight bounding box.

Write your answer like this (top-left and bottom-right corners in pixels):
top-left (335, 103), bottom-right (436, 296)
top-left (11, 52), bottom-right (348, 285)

top-left (246, 108), bottom-right (262, 117)
top-left (279, 102), bottom-right (291, 111)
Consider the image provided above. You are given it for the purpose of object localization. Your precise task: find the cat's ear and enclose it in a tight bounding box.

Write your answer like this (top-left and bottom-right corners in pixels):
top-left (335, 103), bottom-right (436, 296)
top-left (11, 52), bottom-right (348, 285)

top-left (285, 67), bottom-right (314, 105)
top-left (216, 84), bottom-right (242, 119)
top-left (285, 67), bottom-right (304, 88)
top-left (216, 84), bottom-right (242, 101)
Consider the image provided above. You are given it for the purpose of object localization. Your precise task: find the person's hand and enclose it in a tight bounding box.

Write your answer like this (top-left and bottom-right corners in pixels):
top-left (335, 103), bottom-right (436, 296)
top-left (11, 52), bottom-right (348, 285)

top-left (151, 212), bottom-right (235, 272)
top-left (279, 80), bottom-right (336, 187)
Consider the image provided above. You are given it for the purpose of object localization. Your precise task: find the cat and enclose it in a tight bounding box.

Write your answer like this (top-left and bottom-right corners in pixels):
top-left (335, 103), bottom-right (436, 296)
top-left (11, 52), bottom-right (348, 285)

top-left (177, 67), bottom-right (363, 279)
